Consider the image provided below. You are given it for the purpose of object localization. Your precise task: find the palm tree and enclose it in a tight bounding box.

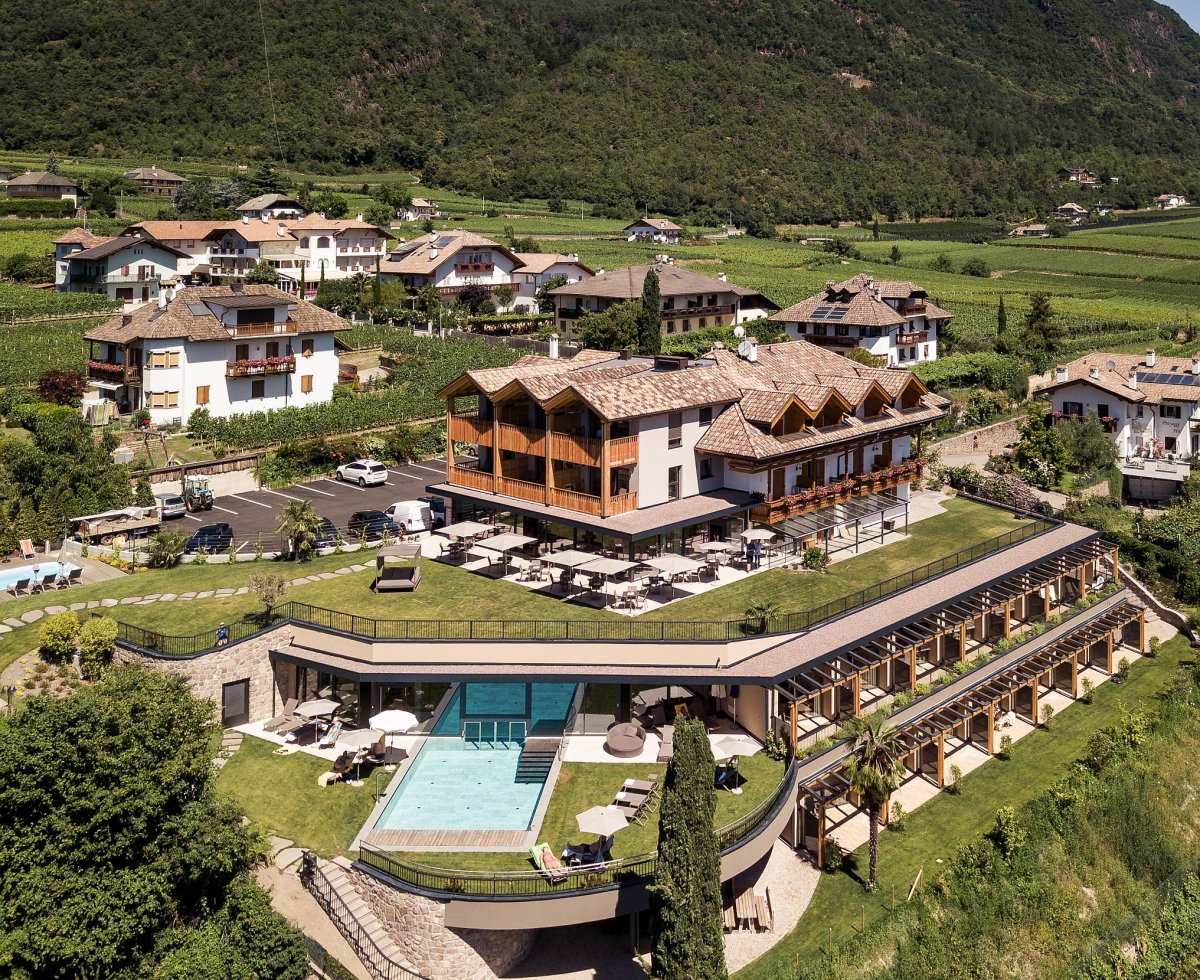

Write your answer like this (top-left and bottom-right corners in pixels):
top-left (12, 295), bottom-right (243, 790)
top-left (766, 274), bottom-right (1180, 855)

top-left (276, 499), bottom-right (321, 561)
top-left (842, 711), bottom-right (905, 891)
top-left (744, 598), bottom-right (780, 635)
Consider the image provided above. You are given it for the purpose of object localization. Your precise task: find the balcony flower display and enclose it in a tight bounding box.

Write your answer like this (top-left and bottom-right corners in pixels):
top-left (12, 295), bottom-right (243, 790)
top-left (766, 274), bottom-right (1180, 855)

top-left (232, 355), bottom-right (296, 369)
top-left (86, 359), bottom-right (124, 376)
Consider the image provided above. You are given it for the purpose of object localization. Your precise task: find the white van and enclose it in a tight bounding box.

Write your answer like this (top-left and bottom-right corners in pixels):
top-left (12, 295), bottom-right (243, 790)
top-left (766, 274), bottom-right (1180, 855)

top-left (384, 500), bottom-right (434, 533)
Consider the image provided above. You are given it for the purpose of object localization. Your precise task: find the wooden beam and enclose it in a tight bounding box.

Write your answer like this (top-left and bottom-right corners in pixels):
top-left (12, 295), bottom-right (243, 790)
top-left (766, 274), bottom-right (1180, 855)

top-left (958, 621), bottom-right (967, 661)
top-left (1003, 599), bottom-right (1011, 638)
top-left (1138, 610), bottom-right (1146, 654)
top-left (936, 734), bottom-right (945, 788)
top-left (986, 703), bottom-right (995, 755)
top-left (852, 673), bottom-right (862, 717)
top-left (1030, 678), bottom-right (1039, 725)
top-left (790, 698), bottom-right (798, 748)
top-left (1106, 632), bottom-right (1115, 674)
top-left (1070, 656), bottom-right (1078, 699)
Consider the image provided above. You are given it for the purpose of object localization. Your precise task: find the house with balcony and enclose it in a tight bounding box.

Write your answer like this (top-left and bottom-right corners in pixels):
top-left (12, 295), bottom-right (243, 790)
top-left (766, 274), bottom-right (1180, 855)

top-left (1155, 193), bottom-right (1188, 209)
top-left (5, 170), bottom-right (78, 203)
top-left (81, 284), bottom-right (347, 424)
top-left (771, 274), bottom-right (949, 366)
top-left (399, 197), bottom-right (438, 221)
top-left (625, 217), bottom-right (682, 244)
top-left (548, 263), bottom-right (777, 336)
top-left (1057, 166), bottom-right (1099, 185)
top-left (511, 252), bottom-right (594, 312)
top-left (1052, 202), bottom-right (1089, 225)
top-left (1043, 350), bottom-right (1200, 500)
top-left (123, 167), bottom-right (188, 197)
top-left (378, 230), bottom-right (524, 309)
top-left (234, 193), bottom-right (307, 220)
top-left (289, 214), bottom-right (393, 283)
top-left (431, 336), bottom-right (946, 555)
top-left (120, 220), bottom-right (225, 277)
top-left (57, 235), bottom-right (189, 310)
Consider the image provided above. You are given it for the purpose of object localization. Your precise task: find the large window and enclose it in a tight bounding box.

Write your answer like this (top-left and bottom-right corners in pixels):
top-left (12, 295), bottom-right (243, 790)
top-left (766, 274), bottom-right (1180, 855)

top-left (667, 411), bottom-right (682, 449)
top-left (147, 391), bottom-right (179, 409)
top-left (147, 351), bottom-right (180, 369)
top-left (1161, 404), bottom-right (1183, 420)
top-left (1062, 401), bottom-right (1084, 417)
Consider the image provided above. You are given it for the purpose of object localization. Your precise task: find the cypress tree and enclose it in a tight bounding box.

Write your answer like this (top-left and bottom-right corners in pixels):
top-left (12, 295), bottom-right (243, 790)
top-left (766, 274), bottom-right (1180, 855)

top-left (638, 268), bottom-right (662, 355)
top-left (650, 718), bottom-right (727, 980)
top-left (997, 294), bottom-right (1007, 333)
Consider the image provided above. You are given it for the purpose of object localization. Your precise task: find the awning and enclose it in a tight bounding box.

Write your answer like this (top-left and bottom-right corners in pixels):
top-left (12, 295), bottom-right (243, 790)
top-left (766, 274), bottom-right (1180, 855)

top-left (643, 554), bottom-right (703, 576)
top-left (773, 491), bottom-right (905, 538)
top-left (89, 380), bottom-right (123, 392)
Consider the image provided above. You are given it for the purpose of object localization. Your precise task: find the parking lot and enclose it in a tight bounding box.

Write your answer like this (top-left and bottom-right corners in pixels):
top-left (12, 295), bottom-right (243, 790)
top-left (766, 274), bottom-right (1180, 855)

top-left (164, 456), bottom-right (452, 552)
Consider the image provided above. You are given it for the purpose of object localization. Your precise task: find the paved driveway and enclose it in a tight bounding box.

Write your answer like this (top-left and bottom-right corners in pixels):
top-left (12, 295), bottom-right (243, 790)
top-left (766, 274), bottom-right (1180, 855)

top-left (163, 457), bottom-right (451, 552)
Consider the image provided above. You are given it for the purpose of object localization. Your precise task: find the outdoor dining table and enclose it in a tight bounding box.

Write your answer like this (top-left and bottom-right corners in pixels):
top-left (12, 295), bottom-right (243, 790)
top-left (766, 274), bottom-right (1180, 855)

top-left (578, 556), bottom-right (640, 606)
top-left (541, 549), bottom-right (608, 594)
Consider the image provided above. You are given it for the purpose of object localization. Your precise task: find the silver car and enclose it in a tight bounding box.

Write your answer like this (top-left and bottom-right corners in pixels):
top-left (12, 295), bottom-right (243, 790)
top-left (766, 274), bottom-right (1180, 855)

top-left (155, 494), bottom-right (187, 519)
top-left (335, 459), bottom-right (388, 487)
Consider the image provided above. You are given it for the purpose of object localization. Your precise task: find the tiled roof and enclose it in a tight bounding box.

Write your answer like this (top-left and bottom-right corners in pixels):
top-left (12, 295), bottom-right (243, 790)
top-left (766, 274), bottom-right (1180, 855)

top-left (379, 230), bottom-right (520, 276)
top-left (771, 273), bottom-right (950, 328)
top-left (695, 403), bottom-right (783, 457)
top-left (512, 253), bottom-right (594, 275)
top-left (1044, 352), bottom-right (1200, 406)
top-left (84, 285), bottom-right (348, 344)
top-left (549, 264), bottom-right (774, 305)
top-left (7, 171), bottom-right (76, 189)
top-left (576, 368), bottom-right (744, 421)
top-left (236, 193), bottom-right (304, 212)
top-left (626, 217), bottom-right (682, 232)
top-left (123, 220), bottom-right (225, 241)
top-left (52, 228), bottom-right (111, 248)
top-left (68, 235), bottom-right (189, 261)
top-left (125, 167), bottom-right (186, 183)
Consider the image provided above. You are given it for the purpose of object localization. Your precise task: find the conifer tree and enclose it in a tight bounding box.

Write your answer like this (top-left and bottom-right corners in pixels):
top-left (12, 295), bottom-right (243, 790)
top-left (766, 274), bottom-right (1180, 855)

top-left (638, 269), bottom-right (662, 355)
top-left (650, 719), bottom-right (727, 980)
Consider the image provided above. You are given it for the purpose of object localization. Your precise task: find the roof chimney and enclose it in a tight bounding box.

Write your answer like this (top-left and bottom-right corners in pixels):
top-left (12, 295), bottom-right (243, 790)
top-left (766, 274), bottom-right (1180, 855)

top-left (1127, 369), bottom-right (1138, 391)
top-left (157, 290), bottom-right (167, 310)
top-left (549, 333), bottom-right (560, 360)
top-left (1089, 366), bottom-right (1099, 380)
top-left (1193, 356), bottom-right (1200, 376)
top-left (122, 313), bottom-right (132, 326)
top-left (241, 214), bottom-right (249, 224)
top-left (618, 348), bottom-right (632, 360)
top-left (596, 268), bottom-right (604, 275)
top-left (355, 213), bottom-right (363, 222)
top-left (261, 213), bottom-right (269, 223)
top-left (277, 223), bottom-right (287, 236)
top-left (1146, 348), bottom-right (1157, 367)
top-left (717, 271), bottom-right (727, 282)
top-left (1055, 364), bottom-right (1068, 383)
top-left (567, 253), bottom-right (578, 262)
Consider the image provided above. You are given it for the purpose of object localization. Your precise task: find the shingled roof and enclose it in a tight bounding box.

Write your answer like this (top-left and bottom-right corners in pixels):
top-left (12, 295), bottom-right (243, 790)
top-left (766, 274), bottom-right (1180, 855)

top-left (84, 285), bottom-right (348, 345)
top-left (379, 230), bottom-right (522, 276)
top-left (625, 217), bottom-right (682, 232)
top-left (52, 228), bottom-right (112, 248)
top-left (549, 264), bottom-right (776, 307)
top-left (771, 273), bottom-right (951, 328)
top-left (1042, 351), bottom-right (1200, 406)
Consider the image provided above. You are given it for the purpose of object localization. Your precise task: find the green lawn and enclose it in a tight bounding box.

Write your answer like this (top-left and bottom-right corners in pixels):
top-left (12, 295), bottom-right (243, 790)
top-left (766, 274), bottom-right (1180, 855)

top-left (643, 497), bottom-right (1029, 622)
top-left (735, 633), bottom-right (1196, 979)
top-left (216, 733), bottom-right (389, 857)
top-left (215, 740), bottom-right (784, 869)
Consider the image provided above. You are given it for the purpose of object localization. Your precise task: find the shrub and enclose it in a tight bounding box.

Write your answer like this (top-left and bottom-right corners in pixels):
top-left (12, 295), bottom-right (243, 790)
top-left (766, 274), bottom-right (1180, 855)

top-left (147, 529), bottom-right (187, 568)
top-left (888, 801), bottom-right (906, 831)
top-left (1148, 636), bottom-right (1160, 659)
top-left (249, 573), bottom-right (287, 611)
top-left (960, 257), bottom-right (990, 278)
top-left (803, 546), bottom-right (829, 572)
top-left (1040, 703), bottom-right (1055, 729)
top-left (991, 805), bottom-right (1026, 858)
top-left (948, 763), bottom-right (963, 793)
top-left (823, 839), bottom-right (845, 872)
top-left (1117, 656), bottom-right (1131, 682)
top-left (892, 689), bottom-right (915, 708)
top-left (77, 617), bottom-right (118, 680)
top-left (39, 611), bottom-right (79, 662)
top-left (998, 734), bottom-right (1013, 759)
top-left (1081, 677), bottom-right (1094, 704)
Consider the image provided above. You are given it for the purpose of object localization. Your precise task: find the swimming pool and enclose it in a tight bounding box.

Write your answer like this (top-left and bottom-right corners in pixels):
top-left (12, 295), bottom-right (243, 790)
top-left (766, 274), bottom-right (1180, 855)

top-left (377, 682), bottom-right (578, 833)
top-left (0, 562), bottom-right (79, 591)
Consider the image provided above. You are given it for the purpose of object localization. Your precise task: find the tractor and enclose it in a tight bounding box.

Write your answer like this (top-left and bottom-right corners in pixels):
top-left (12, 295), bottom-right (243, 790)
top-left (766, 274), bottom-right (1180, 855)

top-left (183, 474), bottom-right (215, 512)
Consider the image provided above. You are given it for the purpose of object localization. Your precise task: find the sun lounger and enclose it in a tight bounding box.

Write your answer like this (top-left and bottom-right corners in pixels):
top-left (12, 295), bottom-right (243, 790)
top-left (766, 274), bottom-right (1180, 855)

top-left (6, 576), bottom-right (30, 597)
top-left (19, 540), bottom-right (34, 561)
top-left (563, 836), bottom-right (614, 865)
top-left (623, 774), bottom-right (660, 798)
top-left (656, 725), bottom-right (675, 762)
top-left (318, 721), bottom-right (343, 749)
top-left (262, 698), bottom-right (300, 733)
top-left (530, 843), bottom-right (569, 883)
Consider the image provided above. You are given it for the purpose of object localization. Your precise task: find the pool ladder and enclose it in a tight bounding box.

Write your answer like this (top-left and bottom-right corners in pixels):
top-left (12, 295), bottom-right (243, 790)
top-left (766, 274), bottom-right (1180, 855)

top-left (462, 720), bottom-right (528, 746)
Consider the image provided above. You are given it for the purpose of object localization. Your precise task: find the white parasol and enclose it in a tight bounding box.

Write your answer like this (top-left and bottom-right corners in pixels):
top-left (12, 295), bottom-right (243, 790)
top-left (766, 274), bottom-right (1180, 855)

top-left (575, 805), bottom-right (629, 836)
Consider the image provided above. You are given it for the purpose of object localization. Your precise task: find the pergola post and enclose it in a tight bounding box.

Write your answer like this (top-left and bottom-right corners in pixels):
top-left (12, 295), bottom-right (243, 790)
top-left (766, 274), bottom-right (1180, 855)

top-left (1106, 632), bottom-right (1115, 674)
top-left (908, 647), bottom-right (917, 689)
top-left (1042, 584), bottom-right (1051, 621)
top-left (1137, 610), bottom-right (1146, 653)
top-left (816, 804), bottom-right (827, 868)
top-left (1070, 657), bottom-right (1079, 699)
top-left (851, 673), bottom-right (862, 716)
top-left (790, 698), bottom-right (798, 747)
top-left (958, 622), bottom-right (967, 662)
top-left (986, 703), bottom-right (995, 755)
top-left (1111, 548), bottom-right (1121, 585)
top-left (936, 734), bottom-right (945, 788)
top-left (1029, 679), bottom-right (1040, 724)
top-left (1003, 599), bottom-right (1012, 637)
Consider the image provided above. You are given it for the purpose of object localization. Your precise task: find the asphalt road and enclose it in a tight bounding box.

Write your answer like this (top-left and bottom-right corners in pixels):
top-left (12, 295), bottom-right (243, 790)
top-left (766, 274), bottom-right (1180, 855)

top-left (164, 456), bottom-right (451, 552)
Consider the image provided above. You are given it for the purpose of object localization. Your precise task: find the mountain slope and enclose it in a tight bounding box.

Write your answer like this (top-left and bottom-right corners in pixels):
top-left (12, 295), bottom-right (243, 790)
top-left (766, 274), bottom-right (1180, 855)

top-left (2, 0), bottom-right (1199, 221)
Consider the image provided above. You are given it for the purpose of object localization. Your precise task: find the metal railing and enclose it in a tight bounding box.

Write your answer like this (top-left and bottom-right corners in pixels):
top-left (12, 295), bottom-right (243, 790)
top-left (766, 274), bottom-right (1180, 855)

top-left (300, 854), bottom-right (428, 980)
top-left (356, 758), bottom-right (798, 901)
top-left (108, 515), bottom-right (1059, 657)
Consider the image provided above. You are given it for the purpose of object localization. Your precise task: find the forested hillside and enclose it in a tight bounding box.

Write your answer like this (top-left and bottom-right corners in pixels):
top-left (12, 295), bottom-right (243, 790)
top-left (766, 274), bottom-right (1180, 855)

top-left (4, 0), bottom-right (1200, 223)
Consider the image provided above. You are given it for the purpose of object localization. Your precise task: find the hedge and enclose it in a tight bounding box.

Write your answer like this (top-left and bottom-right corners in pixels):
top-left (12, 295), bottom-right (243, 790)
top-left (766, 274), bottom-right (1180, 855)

top-left (914, 353), bottom-right (1028, 401)
top-left (0, 198), bottom-right (76, 219)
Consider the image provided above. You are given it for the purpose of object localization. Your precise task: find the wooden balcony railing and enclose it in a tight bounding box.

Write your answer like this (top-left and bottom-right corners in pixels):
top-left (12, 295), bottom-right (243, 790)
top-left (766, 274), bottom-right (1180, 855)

top-left (498, 423), bottom-right (545, 456)
top-left (749, 463), bottom-right (923, 524)
top-left (86, 360), bottom-right (141, 384)
top-left (897, 331), bottom-right (928, 345)
top-left (609, 434), bottom-right (639, 468)
top-left (226, 357), bottom-right (295, 378)
top-left (899, 303), bottom-right (926, 315)
top-left (226, 322), bottom-right (296, 338)
top-left (549, 431), bottom-right (601, 466)
top-left (448, 413), bottom-right (492, 446)
top-left (548, 487), bottom-right (601, 514)
top-left (661, 303), bottom-right (735, 320)
top-left (447, 465), bottom-right (495, 493)
top-left (497, 475), bottom-right (547, 504)
top-left (607, 491), bottom-right (639, 515)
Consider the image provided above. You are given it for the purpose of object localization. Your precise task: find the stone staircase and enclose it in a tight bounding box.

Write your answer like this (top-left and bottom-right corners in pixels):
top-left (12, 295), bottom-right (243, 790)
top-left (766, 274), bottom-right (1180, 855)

top-left (515, 737), bottom-right (559, 783)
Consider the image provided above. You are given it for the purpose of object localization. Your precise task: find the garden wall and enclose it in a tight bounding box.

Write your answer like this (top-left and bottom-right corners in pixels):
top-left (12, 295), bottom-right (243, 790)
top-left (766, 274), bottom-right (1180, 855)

top-left (935, 415), bottom-right (1027, 456)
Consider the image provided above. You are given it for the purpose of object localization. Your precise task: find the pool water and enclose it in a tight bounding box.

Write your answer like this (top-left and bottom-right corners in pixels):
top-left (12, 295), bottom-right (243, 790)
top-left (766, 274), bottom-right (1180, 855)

top-left (0, 562), bottom-right (78, 590)
top-left (377, 682), bottom-right (578, 833)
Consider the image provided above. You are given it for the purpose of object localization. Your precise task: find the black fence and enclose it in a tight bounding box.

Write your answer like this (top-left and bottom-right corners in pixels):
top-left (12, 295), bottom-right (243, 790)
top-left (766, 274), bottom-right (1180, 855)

top-left (110, 512), bottom-right (1058, 657)
top-left (357, 759), bottom-right (798, 901)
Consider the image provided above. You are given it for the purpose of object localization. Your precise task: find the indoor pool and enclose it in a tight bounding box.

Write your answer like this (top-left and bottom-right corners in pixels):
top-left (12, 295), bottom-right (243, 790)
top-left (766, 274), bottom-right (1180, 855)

top-left (376, 682), bottom-right (578, 833)
top-left (0, 561), bottom-right (78, 591)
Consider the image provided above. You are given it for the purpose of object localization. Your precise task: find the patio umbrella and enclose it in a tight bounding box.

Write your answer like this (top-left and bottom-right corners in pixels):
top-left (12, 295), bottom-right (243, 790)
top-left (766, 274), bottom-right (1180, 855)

top-left (711, 734), bottom-right (764, 760)
top-left (296, 698), bottom-right (341, 719)
top-left (576, 805), bottom-right (629, 836)
top-left (339, 728), bottom-right (385, 782)
top-left (695, 540), bottom-right (738, 552)
top-left (740, 528), bottom-right (776, 541)
top-left (644, 554), bottom-right (703, 576)
top-left (370, 708), bottom-right (420, 763)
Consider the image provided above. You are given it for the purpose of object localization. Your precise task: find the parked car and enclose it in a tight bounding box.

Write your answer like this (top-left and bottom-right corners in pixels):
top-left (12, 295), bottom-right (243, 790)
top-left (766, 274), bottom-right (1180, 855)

top-left (155, 494), bottom-right (187, 520)
top-left (385, 500), bottom-right (434, 533)
top-left (335, 459), bottom-right (388, 487)
top-left (418, 495), bottom-right (447, 529)
top-left (314, 517), bottom-right (340, 550)
top-left (185, 523), bottom-right (234, 554)
top-left (347, 510), bottom-right (400, 540)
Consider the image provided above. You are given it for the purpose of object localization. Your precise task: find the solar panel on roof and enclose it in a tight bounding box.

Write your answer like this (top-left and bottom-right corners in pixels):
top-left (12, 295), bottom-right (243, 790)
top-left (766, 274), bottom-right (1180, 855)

top-left (434, 236), bottom-right (457, 248)
top-left (1138, 371), bottom-right (1199, 387)
top-left (808, 305), bottom-right (850, 322)
top-left (186, 303), bottom-right (209, 316)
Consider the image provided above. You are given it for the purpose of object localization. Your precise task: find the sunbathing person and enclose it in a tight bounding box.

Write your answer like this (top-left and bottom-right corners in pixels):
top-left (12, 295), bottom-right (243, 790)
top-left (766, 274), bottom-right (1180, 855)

top-left (562, 834), bottom-right (609, 862)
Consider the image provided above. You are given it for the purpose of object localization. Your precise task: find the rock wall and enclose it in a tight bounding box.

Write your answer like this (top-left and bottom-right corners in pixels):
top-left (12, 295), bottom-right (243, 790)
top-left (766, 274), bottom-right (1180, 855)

top-left (116, 626), bottom-right (295, 724)
top-left (935, 416), bottom-right (1028, 457)
top-left (349, 867), bottom-right (536, 979)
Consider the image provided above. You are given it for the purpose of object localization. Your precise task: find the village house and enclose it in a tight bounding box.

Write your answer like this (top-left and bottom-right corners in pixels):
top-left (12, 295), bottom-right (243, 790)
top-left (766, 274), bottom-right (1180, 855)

top-left (56, 234), bottom-right (188, 310)
top-left (0, 166), bottom-right (12, 187)
top-left (510, 252), bottom-right (594, 312)
top-left (1155, 193), bottom-right (1188, 209)
top-left (548, 262), bottom-right (776, 335)
top-left (378, 230), bottom-right (524, 310)
top-left (1010, 222), bottom-right (1051, 238)
top-left (1043, 350), bottom-right (1200, 500)
top-left (5, 170), bottom-right (78, 203)
top-left (234, 193), bottom-right (307, 220)
top-left (399, 197), bottom-right (438, 222)
top-left (433, 337), bottom-right (945, 547)
top-left (624, 217), bottom-right (682, 245)
top-left (82, 284), bottom-right (347, 424)
top-left (123, 167), bottom-right (188, 197)
top-left (119, 220), bottom-right (226, 278)
top-left (1052, 202), bottom-right (1090, 225)
top-left (771, 274), bottom-right (949, 366)
top-left (1057, 166), bottom-right (1099, 185)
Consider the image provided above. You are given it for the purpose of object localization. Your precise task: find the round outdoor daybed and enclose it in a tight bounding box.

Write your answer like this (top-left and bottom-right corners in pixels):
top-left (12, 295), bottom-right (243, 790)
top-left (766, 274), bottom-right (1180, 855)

top-left (605, 722), bottom-right (646, 758)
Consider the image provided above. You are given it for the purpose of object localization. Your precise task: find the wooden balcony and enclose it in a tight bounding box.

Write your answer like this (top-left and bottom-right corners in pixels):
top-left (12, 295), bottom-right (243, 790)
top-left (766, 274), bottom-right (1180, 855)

top-left (86, 360), bottom-right (141, 384)
top-left (609, 434), bottom-right (638, 468)
top-left (899, 303), bottom-right (926, 315)
top-left (226, 358), bottom-right (295, 378)
top-left (454, 262), bottom-right (495, 275)
top-left (497, 475), bottom-right (547, 504)
top-left (226, 321), bottom-right (296, 338)
top-left (549, 431), bottom-right (601, 466)
top-left (607, 492), bottom-right (639, 515)
top-left (897, 331), bottom-right (928, 345)
top-left (448, 413), bottom-right (493, 446)
top-left (749, 464), bottom-right (922, 524)
top-left (498, 423), bottom-right (546, 456)
top-left (447, 465), bottom-right (495, 493)
top-left (549, 487), bottom-right (600, 514)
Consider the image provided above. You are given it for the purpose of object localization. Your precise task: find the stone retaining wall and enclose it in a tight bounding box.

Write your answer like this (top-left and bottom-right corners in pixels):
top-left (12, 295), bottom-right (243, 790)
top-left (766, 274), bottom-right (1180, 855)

top-left (349, 867), bottom-right (536, 979)
top-left (935, 415), bottom-right (1027, 456)
top-left (116, 627), bottom-right (294, 723)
